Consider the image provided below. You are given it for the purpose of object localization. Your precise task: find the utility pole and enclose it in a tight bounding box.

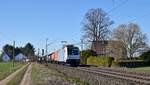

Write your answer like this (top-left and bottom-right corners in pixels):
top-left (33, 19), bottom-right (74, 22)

top-left (12, 41), bottom-right (15, 67)
top-left (81, 39), bottom-right (83, 51)
top-left (42, 49), bottom-right (44, 56)
top-left (46, 38), bottom-right (48, 61)
top-left (45, 38), bottom-right (53, 62)
top-left (61, 41), bottom-right (67, 61)
top-left (81, 39), bottom-right (83, 57)
top-left (37, 48), bottom-right (40, 61)
top-left (37, 48), bottom-right (40, 57)
top-left (61, 41), bottom-right (67, 47)
top-left (112, 0), bottom-right (115, 9)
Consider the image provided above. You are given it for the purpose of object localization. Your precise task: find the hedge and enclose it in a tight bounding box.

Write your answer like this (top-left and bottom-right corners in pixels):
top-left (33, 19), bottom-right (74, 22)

top-left (80, 50), bottom-right (97, 65)
top-left (87, 56), bottom-right (114, 67)
top-left (112, 60), bottom-right (148, 67)
top-left (139, 50), bottom-right (150, 65)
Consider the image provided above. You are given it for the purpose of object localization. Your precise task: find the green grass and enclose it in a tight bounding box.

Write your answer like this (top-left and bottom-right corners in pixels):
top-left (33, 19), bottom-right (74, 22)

top-left (111, 66), bottom-right (150, 74)
top-left (0, 62), bottom-right (26, 80)
top-left (130, 67), bottom-right (150, 73)
top-left (31, 63), bottom-right (40, 85)
top-left (6, 65), bottom-right (28, 85)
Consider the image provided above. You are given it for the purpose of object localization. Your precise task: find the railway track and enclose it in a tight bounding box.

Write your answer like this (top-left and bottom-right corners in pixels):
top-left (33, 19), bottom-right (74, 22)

top-left (97, 67), bottom-right (150, 77)
top-left (48, 64), bottom-right (150, 84)
top-left (77, 67), bottom-right (150, 84)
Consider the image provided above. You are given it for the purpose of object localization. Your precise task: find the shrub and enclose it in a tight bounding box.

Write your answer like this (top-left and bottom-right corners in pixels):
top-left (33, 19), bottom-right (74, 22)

top-left (80, 50), bottom-right (97, 65)
top-left (111, 61), bottom-right (120, 67)
top-left (0, 54), bottom-right (3, 62)
top-left (140, 50), bottom-right (150, 62)
top-left (87, 56), bottom-right (114, 67)
top-left (112, 60), bottom-right (147, 67)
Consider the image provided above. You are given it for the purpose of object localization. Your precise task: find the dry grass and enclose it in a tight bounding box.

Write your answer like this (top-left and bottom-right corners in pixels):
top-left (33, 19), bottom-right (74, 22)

top-left (31, 63), bottom-right (89, 85)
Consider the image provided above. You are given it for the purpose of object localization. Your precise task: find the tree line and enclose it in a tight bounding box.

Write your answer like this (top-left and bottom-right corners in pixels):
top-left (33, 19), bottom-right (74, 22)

top-left (1, 42), bottom-right (35, 60)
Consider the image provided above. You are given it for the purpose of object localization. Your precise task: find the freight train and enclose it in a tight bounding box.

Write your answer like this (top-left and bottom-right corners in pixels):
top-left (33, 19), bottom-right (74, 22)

top-left (49, 45), bottom-right (80, 66)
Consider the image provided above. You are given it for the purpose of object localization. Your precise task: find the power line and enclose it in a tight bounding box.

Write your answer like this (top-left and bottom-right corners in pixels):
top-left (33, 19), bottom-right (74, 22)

top-left (131, 12), bottom-right (150, 22)
top-left (12, 41), bottom-right (15, 67)
top-left (108, 0), bottom-right (129, 14)
top-left (108, 0), bottom-right (150, 23)
top-left (112, 0), bottom-right (115, 9)
top-left (109, 0), bottom-right (150, 22)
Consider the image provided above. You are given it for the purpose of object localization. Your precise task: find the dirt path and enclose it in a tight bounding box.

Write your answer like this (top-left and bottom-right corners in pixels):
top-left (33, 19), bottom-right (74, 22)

top-left (0, 64), bottom-right (29, 85)
top-left (20, 63), bottom-right (33, 85)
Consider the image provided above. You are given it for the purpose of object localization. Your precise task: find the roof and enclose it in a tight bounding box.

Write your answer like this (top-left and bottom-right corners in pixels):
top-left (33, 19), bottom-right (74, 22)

top-left (15, 53), bottom-right (26, 61)
top-left (91, 41), bottom-right (108, 55)
top-left (91, 41), bottom-right (123, 55)
top-left (2, 54), bottom-right (10, 62)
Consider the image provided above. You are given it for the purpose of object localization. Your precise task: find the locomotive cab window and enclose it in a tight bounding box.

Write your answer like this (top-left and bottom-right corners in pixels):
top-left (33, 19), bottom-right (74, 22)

top-left (68, 47), bottom-right (79, 55)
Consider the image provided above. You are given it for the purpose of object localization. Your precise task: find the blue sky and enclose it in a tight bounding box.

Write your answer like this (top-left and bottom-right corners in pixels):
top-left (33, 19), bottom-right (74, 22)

top-left (0, 0), bottom-right (150, 54)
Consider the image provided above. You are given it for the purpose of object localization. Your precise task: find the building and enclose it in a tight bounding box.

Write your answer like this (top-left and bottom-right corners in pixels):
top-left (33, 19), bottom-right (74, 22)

top-left (91, 41), bottom-right (126, 59)
top-left (91, 41), bottom-right (108, 55)
top-left (2, 54), bottom-right (10, 62)
top-left (15, 53), bottom-right (27, 62)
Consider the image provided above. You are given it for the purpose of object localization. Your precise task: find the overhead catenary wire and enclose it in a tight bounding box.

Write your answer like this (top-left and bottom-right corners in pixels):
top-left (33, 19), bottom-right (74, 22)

top-left (112, 0), bottom-right (115, 9)
top-left (131, 12), bottom-right (150, 22)
top-left (108, 0), bottom-right (129, 14)
top-left (110, 0), bottom-right (150, 23)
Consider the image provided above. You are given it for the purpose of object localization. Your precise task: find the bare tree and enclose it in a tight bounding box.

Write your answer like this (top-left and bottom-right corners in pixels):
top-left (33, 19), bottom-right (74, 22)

top-left (113, 23), bottom-right (149, 58)
top-left (81, 8), bottom-right (113, 42)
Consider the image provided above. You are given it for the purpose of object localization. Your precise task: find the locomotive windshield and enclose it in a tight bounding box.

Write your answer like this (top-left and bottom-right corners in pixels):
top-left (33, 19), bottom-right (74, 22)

top-left (67, 47), bottom-right (79, 55)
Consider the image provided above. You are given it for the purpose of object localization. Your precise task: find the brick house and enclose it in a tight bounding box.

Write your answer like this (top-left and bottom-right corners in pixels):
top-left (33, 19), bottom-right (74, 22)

top-left (91, 41), bottom-right (126, 59)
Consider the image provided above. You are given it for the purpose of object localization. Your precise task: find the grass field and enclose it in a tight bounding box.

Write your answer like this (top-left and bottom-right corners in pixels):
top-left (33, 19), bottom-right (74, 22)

top-left (111, 66), bottom-right (150, 74)
top-left (130, 67), bottom-right (150, 73)
top-left (0, 62), bottom-right (26, 80)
